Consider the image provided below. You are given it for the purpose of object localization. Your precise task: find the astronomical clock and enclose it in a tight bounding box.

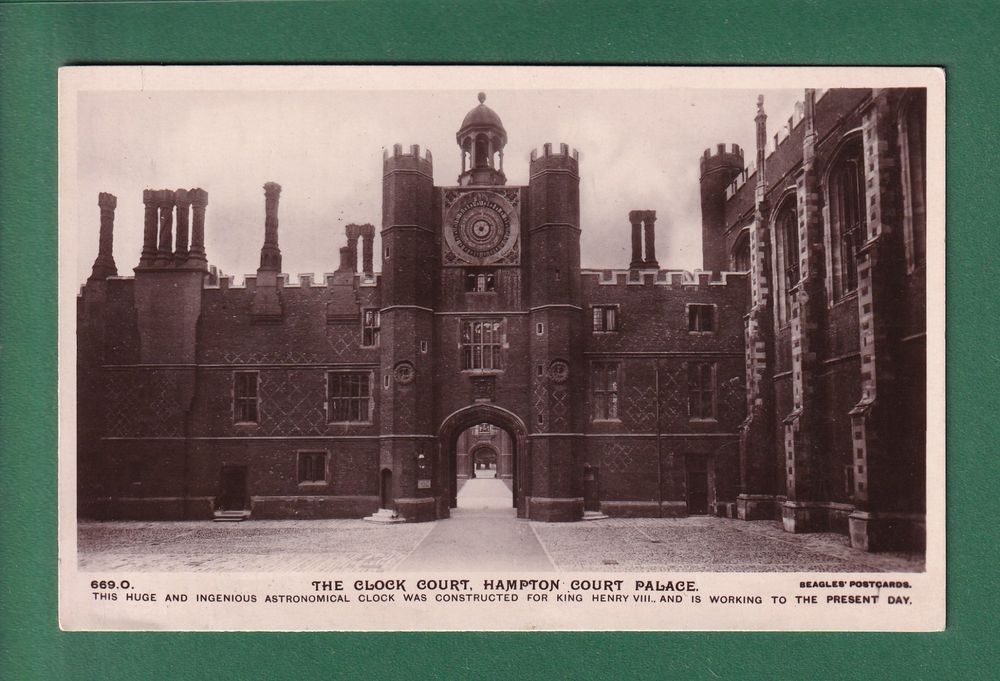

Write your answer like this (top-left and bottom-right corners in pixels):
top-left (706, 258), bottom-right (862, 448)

top-left (441, 188), bottom-right (521, 266)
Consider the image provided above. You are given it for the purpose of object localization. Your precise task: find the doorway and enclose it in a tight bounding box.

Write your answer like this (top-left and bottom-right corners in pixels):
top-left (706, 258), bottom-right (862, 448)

top-left (686, 470), bottom-right (709, 515)
top-left (217, 465), bottom-right (248, 511)
top-left (379, 468), bottom-right (393, 510)
top-left (583, 465), bottom-right (600, 512)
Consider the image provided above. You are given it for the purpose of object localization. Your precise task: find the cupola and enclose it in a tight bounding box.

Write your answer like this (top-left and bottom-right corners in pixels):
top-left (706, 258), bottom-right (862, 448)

top-left (456, 92), bottom-right (507, 186)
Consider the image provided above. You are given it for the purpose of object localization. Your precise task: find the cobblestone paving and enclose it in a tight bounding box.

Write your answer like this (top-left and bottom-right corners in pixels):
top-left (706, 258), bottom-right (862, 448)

top-left (79, 515), bottom-right (924, 573)
top-left (530, 517), bottom-right (924, 572)
top-left (78, 520), bottom-right (436, 572)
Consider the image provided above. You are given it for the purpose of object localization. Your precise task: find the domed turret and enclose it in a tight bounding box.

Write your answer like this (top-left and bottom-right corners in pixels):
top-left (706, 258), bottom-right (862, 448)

top-left (456, 92), bottom-right (507, 186)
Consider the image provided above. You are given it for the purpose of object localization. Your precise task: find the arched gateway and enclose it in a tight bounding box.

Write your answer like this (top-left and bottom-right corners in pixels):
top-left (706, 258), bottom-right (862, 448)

top-left (438, 404), bottom-right (527, 517)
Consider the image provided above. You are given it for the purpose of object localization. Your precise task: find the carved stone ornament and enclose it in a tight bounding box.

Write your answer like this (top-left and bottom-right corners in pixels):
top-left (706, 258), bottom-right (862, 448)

top-left (549, 360), bottom-right (570, 384)
top-left (394, 361), bottom-right (416, 385)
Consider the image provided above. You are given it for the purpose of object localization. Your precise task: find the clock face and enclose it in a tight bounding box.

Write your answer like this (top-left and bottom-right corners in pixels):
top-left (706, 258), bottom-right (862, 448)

top-left (443, 190), bottom-right (520, 266)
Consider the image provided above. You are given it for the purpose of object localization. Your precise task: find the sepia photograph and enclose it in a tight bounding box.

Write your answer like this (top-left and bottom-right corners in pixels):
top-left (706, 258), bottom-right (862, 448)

top-left (59, 66), bottom-right (943, 630)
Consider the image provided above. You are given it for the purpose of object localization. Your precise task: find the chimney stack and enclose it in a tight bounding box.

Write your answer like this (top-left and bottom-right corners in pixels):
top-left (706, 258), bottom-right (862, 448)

top-left (259, 182), bottom-right (282, 271)
top-left (359, 223), bottom-right (375, 276)
top-left (628, 210), bottom-right (644, 269)
top-left (155, 189), bottom-right (174, 266)
top-left (187, 188), bottom-right (208, 268)
top-left (643, 210), bottom-right (658, 268)
top-left (173, 189), bottom-right (190, 261)
top-left (89, 192), bottom-right (118, 281)
top-left (345, 223), bottom-right (362, 273)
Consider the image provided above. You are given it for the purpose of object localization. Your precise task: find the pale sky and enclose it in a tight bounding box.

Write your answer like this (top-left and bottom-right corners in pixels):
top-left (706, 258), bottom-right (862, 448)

top-left (75, 85), bottom-right (804, 283)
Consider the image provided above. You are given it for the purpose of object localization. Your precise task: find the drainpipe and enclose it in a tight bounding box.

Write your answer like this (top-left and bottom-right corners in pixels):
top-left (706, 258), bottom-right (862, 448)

top-left (655, 358), bottom-right (663, 518)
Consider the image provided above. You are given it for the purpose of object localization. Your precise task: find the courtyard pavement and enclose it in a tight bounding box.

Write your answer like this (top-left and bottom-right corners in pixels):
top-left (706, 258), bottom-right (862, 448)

top-left (78, 478), bottom-right (923, 573)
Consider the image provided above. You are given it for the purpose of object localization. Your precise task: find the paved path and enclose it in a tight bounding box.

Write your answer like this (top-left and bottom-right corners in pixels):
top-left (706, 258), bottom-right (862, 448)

top-left (397, 478), bottom-right (554, 572)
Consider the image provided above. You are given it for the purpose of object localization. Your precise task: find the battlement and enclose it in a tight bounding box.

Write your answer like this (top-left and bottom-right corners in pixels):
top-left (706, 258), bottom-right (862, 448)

top-left (205, 272), bottom-right (381, 290)
top-left (721, 90), bottom-right (833, 202)
top-left (383, 144), bottom-right (433, 173)
top-left (529, 142), bottom-right (580, 163)
top-left (699, 143), bottom-right (744, 176)
top-left (581, 268), bottom-right (749, 289)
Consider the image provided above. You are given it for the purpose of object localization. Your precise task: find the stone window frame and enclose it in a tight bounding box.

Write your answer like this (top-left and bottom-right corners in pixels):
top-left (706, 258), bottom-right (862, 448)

top-left (591, 304), bottom-right (620, 333)
top-left (822, 129), bottom-right (866, 304)
top-left (297, 450), bottom-right (329, 486)
top-left (686, 360), bottom-right (718, 422)
top-left (686, 303), bottom-right (718, 334)
top-left (460, 318), bottom-right (504, 372)
top-left (232, 370), bottom-right (260, 425)
top-left (590, 360), bottom-right (621, 422)
top-left (770, 189), bottom-right (800, 326)
top-left (898, 90), bottom-right (927, 273)
top-left (361, 308), bottom-right (381, 348)
top-left (325, 370), bottom-right (374, 424)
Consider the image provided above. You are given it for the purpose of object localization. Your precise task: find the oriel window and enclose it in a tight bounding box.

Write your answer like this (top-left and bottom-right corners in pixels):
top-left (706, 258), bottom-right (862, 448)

top-left (461, 320), bottom-right (502, 371)
top-left (327, 371), bottom-right (372, 423)
top-left (233, 371), bottom-right (259, 424)
top-left (591, 362), bottom-right (620, 420)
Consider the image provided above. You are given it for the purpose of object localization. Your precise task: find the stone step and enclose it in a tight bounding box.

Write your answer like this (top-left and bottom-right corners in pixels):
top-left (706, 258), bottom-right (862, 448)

top-left (582, 510), bottom-right (609, 521)
top-left (364, 508), bottom-right (405, 524)
top-left (213, 509), bottom-right (251, 522)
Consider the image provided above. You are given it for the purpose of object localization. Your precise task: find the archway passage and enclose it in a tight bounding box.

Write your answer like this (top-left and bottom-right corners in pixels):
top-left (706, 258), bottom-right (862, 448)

top-left (454, 424), bottom-right (512, 511)
top-left (439, 405), bottom-right (527, 518)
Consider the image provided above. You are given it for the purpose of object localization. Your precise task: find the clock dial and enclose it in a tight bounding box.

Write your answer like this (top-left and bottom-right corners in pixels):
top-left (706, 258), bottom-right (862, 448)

top-left (443, 190), bottom-right (520, 266)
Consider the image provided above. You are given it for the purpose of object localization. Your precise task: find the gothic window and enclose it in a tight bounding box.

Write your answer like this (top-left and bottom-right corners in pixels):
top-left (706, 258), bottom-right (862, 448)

top-left (362, 309), bottom-right (380, 347)
top-left (731, 230), bottom-right (751, 272)
top-left (592, 305), bottom-right (619, 332)
top-left (298, 451), bottom-right (327, 484)
top-left (233, 371), bottom-right (259, 424)
top-left (900, 90), bottom-right (927, 271)
top-left (591, 362), bottom-right (620, 421)
top-left (327, 371), bottom-right (372, 423)
top-left (827, 138), bottom-right (866, 299)
top-left (464, 269), bottom-right (496, 292)
top-left (687, 362), bottom-right (717, 420)
top-left (461, 320), bottom-right (502, 370)
top-left (688, 304), bottom-right (716, 332)
top-left (775, 198), bottom-right (800, 324)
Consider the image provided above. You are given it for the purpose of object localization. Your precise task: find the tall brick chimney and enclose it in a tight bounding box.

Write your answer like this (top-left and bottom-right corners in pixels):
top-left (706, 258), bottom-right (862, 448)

top-left (643, 210), bottom-right (658, 268)
top-left (344, 223), bottom-right (361, 273)
top-left (259, 182), bottom-right (282, 271)
top-left (251, 181), bottom-right (284, 322)
top-left (628, 210), bottom-right (643, 269)
top-left (359, 223), bottom-right (375, 276)
top-left (89, 192), bottom-right (118, 281)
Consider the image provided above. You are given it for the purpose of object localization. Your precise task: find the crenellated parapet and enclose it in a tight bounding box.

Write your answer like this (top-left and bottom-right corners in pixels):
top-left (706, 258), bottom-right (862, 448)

top-left (383, 144), bottom-right (433, 179)
top-left (581, 268), bottom-right (748, 289)
top-left (528, 142), bottom-right (579, 177)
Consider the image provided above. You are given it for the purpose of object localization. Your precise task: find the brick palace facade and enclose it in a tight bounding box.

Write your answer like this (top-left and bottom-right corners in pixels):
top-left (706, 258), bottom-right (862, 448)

top-left (77, 88), bottom-right (926, 551)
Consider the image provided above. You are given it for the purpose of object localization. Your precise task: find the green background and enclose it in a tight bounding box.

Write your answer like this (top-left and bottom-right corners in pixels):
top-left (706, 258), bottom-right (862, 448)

top-left (0, 1), bottom-right (995, 678)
